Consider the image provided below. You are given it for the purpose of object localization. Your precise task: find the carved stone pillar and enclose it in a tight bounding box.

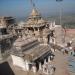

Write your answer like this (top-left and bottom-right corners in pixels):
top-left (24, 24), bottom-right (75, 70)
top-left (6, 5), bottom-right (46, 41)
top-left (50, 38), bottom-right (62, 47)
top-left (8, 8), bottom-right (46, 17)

top-left (32, 65), bottom-right (36, 73)
top-left (50, 37), bottom-right (53, 43)
top-left (38, 28), bottom-right (40, 32)
top-left (25, 60), bottom-right (29, 71)
top-left (48, 56), bottom-right (51, 63)
top-left (39, 62), bottom-right (42, 71)
top-left (42, 64), bottom-right (45, 72)
top-left (44, 59), bottom-right (47, 64)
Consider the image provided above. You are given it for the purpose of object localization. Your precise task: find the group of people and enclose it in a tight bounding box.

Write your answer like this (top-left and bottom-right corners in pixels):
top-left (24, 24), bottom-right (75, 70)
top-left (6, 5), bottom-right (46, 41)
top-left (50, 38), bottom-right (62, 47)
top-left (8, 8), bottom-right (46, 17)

top-left (42, 64), bottom-right (56, 75)
top-left (61, 41), bottom-right (75, 56)
top-left (31, 62), bottom-right (56, 75)
top-left (70, 47), bottom-right (75, 56)
top-left (38, 54), bottom-right (56, 75)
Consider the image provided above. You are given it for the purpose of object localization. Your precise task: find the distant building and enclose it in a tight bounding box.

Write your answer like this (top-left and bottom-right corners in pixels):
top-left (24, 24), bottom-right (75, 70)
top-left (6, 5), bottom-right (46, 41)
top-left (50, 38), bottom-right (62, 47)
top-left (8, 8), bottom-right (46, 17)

top-left (0, 17), bottom-right (16, 26)
top-left (0, 17), bottom-right (17, 60)
top-left (0, 16), bottom-right (17, 34)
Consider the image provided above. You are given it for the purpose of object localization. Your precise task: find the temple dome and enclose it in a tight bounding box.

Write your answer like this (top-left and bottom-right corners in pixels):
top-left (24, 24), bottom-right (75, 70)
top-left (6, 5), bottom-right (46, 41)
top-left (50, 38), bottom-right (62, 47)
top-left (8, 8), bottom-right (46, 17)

top-left (24, 8), bottom-right (47, 27)
top-left (30, 8), bottom-right (40, 16)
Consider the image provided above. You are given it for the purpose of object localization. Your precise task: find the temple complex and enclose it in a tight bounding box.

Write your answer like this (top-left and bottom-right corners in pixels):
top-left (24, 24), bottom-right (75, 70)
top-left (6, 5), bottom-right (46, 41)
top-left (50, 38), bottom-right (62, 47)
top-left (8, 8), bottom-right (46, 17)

top-left (0, 7), bottom-right (63, 75)
top-left (0, 1), bottom-right (57, 72)
top-left (0, 1), bottom-right (70, 75)
top-left (2, 2), bottom-right (58, 74)
top-left (0, 0), bottom-right (75, 75)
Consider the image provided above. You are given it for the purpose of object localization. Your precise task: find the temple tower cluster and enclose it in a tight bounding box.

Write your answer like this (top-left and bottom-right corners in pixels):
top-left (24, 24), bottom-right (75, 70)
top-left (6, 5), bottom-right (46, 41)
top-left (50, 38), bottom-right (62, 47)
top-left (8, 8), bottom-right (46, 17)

top-left (15, 8), bottom-right (55, 45)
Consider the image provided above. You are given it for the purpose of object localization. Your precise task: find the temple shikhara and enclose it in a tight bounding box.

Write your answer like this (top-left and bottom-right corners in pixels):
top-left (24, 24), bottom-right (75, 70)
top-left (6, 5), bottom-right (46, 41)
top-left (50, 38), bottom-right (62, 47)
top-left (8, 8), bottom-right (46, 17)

top-left (15, 8), bottom-right (55, 44)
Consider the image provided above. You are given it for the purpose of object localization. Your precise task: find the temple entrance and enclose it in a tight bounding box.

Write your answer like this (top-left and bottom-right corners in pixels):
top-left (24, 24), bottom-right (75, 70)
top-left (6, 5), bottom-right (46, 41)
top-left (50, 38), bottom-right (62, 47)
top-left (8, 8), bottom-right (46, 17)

top-left (33, 51), bottom-right (53, 70)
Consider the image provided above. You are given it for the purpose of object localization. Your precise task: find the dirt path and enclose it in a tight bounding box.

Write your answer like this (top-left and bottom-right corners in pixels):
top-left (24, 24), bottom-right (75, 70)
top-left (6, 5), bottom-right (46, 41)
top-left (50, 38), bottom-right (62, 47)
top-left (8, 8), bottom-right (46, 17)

top-left (52, 50), bottom-right (70, 75)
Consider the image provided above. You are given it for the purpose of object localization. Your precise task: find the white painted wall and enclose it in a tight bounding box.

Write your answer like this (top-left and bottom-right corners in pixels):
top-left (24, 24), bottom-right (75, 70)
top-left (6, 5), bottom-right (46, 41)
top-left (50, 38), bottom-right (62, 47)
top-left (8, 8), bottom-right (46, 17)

top-left (11, 55), bottom-right (29, 71)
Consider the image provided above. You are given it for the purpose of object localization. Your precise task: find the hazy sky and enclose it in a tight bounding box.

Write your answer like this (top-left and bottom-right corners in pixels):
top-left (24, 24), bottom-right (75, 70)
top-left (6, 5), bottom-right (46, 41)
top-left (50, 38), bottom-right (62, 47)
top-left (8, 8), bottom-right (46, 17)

top-left (0, 0), bottom-right (75, 18)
